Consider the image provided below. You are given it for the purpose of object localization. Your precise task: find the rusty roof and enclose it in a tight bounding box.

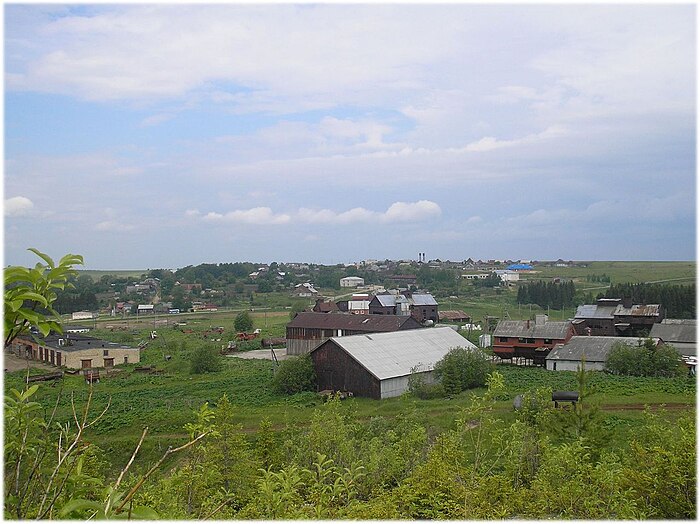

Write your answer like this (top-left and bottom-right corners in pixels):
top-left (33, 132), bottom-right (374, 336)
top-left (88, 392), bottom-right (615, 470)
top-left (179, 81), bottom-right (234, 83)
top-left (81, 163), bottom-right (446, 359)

top-left (287, 312), bottom-right (422, 332)
top-left (613, 304), bottom-right (661, 317)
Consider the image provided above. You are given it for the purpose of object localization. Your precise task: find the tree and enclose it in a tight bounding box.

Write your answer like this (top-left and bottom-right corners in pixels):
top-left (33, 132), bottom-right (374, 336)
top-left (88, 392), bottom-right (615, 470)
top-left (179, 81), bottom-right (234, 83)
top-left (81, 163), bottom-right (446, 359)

top-left (605, 339), bottom-right (685, 378)
top-left (272, 355), bottom-right (317, 395)
top-left (433, 346), bottom-right (493, 394)
top-left (234, 311), bottom-right (254, 333)
top-left (4, 248), bottom-right (83, 347)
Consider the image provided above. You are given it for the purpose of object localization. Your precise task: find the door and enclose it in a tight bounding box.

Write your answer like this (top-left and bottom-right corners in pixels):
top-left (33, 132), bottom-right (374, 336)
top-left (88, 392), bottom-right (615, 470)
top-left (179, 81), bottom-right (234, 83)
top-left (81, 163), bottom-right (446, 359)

top-left (81, 359), bottom-right (92, 369)
top-left (56, 352), bottom-right (62, 367)
top-left (104, 358), bottom-right (114, 368)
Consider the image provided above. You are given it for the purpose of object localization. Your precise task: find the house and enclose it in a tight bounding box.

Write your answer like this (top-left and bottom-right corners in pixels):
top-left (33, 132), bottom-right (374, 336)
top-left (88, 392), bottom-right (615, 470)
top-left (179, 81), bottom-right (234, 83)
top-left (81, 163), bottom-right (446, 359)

top-left (10, 333), bottom-right (140, 370)
top-left (438, 310), bottom-right (471, 323)
top-left (291, 283), bottom-right (318, 297)
top-left (494, 270), bottom-right (519, 283)
top-left (573, 298), bottom-right (663, 336)
top-left (312, 299), bottom-right (339, 313)
top-left (65, 325), bottom-right (91, 334)
top-left (492, 315), bottom-right (574, 365)
top-left (368, 292), bottom-right (439, 323)
top-left (546, 336), bottom-right (660, 372)
top-left (344, 293), bottom-right (371, 315)
top-left (71, 311), bottom-right (95, 321)
top-left (649, 319), bottom-right (696, 357)
top-left (286, 312), bottom-right (422, 355)
top-left (310, 327), bottom-right (477, 399)
top-left (340, 276), bottom-right (365, 288)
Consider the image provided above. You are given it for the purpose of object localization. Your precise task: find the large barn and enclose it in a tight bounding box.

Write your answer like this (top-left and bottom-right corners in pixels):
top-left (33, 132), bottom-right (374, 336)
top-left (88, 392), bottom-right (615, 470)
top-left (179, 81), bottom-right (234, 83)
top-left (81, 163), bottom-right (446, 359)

top-left (310, 327), bottom-right (476, 399)
top-left (286, 312), bottom-right (422, 355)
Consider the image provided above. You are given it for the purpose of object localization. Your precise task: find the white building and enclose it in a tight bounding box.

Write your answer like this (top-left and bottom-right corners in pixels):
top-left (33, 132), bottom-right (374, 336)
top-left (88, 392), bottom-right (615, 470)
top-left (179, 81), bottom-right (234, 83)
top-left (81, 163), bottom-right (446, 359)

top-left (340, 276), bottom-right (365, 288)
top-left (71, 311), bottom-right (95, 320)
top-left (494, 270), bottom-right (519, 283)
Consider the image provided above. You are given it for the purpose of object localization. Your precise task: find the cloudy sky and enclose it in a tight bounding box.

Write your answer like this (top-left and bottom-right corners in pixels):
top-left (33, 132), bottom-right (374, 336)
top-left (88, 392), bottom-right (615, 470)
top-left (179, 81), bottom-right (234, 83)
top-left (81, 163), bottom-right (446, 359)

top-left (4, 3), bottom-right (696, 269)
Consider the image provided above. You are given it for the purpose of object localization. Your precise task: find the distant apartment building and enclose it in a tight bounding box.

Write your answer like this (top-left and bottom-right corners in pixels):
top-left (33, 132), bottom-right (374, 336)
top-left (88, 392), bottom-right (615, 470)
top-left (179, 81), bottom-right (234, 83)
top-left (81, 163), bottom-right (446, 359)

top-left (340, 276), bottom-right (365, 288)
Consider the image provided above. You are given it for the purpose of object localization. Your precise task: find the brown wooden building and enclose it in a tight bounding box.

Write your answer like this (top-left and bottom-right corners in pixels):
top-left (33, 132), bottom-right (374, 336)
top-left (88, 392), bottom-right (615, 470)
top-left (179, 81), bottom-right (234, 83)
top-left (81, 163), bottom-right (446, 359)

top-left (492, 315), bottom-right (574, 365)
top-left (286, 312), bottom-right (422, 355)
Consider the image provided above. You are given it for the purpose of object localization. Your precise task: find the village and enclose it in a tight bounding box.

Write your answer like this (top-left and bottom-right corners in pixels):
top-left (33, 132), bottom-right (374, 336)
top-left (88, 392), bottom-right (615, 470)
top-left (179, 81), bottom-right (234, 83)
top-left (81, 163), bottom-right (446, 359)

top-left (7, 257), bottom-right (696, 400)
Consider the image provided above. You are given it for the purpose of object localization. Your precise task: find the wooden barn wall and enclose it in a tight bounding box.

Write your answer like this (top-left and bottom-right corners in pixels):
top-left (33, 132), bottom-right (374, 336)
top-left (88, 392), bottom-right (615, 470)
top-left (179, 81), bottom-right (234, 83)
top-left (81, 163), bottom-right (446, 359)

top-left (311, 341), bottom-right (381, 399)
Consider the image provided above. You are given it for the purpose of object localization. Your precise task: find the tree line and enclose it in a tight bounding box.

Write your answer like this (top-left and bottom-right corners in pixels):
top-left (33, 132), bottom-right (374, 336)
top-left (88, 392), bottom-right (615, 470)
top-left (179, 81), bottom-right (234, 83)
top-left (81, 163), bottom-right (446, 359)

top-left (517, 280), bottom-right (576, 310)
top-left (598, 283), bottom-right (696, 319)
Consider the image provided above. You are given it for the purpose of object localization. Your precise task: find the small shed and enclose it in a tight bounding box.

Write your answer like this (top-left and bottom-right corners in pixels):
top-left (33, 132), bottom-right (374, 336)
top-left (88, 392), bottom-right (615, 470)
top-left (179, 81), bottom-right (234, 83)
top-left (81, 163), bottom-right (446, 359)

top-left (649, 319), bottom-right (696, 357)
top-left (546, 336), bottom-right (659, 372)
top-left (310, 327), bottom-right (477, 399)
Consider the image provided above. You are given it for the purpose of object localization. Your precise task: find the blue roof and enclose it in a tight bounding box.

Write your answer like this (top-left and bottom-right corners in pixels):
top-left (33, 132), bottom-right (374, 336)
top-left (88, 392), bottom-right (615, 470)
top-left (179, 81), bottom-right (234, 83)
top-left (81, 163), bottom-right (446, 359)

top-left (506, 263), bottom-right (533, 270)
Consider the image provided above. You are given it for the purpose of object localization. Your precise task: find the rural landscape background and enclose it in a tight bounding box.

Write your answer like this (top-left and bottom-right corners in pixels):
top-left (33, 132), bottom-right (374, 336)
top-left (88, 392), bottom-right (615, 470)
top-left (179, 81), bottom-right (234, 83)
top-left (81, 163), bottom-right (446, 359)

top-left (4, 2), bottom-right (696, 521)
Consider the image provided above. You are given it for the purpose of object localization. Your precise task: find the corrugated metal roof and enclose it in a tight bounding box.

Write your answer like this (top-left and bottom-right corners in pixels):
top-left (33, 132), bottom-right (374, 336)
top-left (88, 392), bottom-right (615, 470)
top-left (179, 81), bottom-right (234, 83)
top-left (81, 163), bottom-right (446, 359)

top-left (287, 312), bottom-right (420, 331)
top-left (374, 295), bottom-right (398, 307)
top-left (574, 304), bottom-right (616, 319)
top-left (317, 327), bottom-right (477, 380)
top-left (22, 333), bottom-right (137, 353)
top-left (411, 294), bottom-right (438, 306)
top-left (493, 320), bottom-right (572, 339)
top-left (650, 319), bottom-right (696, 343)
top-left (547, 336), bottom-right (655, 363)
top-left (614, 304), bottom-right (661, 317)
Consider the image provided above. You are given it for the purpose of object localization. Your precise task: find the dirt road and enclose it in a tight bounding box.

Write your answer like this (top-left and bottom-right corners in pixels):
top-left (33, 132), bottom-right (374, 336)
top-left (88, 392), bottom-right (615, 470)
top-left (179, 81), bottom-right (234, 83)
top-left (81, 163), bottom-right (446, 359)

top-left (4, 353), bottom-right (54, 373)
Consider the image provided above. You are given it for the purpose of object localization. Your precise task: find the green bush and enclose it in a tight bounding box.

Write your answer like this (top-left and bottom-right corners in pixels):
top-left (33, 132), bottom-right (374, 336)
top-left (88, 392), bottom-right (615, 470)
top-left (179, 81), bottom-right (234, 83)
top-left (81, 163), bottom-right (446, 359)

top-left (234, 311), bottom-right (254, 332)
top-left (605, 339), bottom-right (686, 378)
top-left (190, 345), bottom-right (222, 374)
top-left (272, 355), bottom-right (317, 395)
top-left (433, 346), bottom-right (493, 394)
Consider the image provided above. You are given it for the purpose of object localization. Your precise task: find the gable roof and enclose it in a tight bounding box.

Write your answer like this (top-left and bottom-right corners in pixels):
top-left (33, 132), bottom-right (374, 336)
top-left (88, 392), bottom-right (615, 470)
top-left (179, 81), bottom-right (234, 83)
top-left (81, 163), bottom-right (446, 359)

top-left (575, 304), bottom-right (616, 319)
top-left (411, 294), bottom-right (438, 306)
top-left (546, 336), bottom-right (657, 363)
top-left (493, 320), bottom-right (572, 339)
top-left (649, 319), bottom-right (696, 343)
top-left (287, 312), bottom-right (421, 332)
top-left (313, 327), bottom-right (476, 380)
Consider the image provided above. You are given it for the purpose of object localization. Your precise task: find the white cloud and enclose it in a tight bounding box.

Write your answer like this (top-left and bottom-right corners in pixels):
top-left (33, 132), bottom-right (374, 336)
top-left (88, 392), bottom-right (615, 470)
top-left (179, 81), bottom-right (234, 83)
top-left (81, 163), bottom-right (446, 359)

top-left (200, 201), bottom-right (442, 227)
top-left (94, 220), bottom-right (135, 232)
top-left (202, 207), bottom-right (291, 225)
top-left (4, 196), bottom-right (34, 217)
top-left (140, 113), bottom-right (174, 127)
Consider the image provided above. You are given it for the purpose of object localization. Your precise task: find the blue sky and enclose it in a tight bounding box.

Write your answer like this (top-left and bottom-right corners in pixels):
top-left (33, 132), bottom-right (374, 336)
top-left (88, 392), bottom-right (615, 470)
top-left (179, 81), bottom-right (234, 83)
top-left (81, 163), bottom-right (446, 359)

top-left (4, 4), bottom-right (696, 269)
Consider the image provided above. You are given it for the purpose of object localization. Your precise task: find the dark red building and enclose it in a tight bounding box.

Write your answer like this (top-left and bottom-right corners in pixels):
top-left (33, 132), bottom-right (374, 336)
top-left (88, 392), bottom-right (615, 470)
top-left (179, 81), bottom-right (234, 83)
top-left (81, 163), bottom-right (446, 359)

top-left (492, 316), bottom-right (574, 365)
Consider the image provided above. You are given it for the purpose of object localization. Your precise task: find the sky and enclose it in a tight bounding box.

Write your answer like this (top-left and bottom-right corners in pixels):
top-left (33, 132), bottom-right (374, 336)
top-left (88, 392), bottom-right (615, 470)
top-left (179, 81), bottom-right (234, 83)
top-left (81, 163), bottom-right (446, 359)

top-left (4, 3), bottom-right (697, 269)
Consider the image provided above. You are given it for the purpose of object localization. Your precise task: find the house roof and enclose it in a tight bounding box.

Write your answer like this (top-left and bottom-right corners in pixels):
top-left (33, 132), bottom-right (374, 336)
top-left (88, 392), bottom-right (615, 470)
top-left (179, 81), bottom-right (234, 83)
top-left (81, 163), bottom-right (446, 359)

top-left (649, 319), bottom-right (696, 343)
top-left (314, 327), bottom-right (476, 380)
top-left (546, 336), bottom-right (657, 363)
top-left (613, 304), bottom-right (661, 317)
top-left (287, 312), bottom-right (421, 332)
top-left (439, 310), bottom-right (470, 321)
top-left (20, 333), bottom-right (138, 353)
top-left (411, 294), bottom-right (438, 306)
top-left (493, 320), bottom-right (572, 339)
top-left (575, 304), bottom-right (617, 319)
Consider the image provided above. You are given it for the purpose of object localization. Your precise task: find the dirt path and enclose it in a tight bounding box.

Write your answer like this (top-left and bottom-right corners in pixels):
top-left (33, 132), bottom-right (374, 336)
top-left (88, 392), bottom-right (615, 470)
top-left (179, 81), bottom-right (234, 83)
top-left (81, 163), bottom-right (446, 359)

top-left (4, 353), bottom-right (54, 373)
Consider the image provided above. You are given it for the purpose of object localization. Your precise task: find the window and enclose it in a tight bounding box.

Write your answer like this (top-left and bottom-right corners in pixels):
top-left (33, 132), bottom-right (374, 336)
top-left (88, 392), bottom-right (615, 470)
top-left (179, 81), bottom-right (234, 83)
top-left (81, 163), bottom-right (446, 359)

top-left (123, 356), bottom-right (129, 364)
top-left (103, 350), bottom-right (109, 357)
top-left (499, 337), bottom-right (509, 343)
top-left (544, 339), bottom-right (553, 344)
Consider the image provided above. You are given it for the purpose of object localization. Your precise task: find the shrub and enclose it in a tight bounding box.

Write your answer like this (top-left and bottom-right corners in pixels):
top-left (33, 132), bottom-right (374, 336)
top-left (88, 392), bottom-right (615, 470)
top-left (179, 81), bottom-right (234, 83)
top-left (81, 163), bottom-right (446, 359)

top-left (272, 355), bottom-right (317, 395)
top-left (234, 311), bottom-right (254, 332)
top-left (190, 345), bottom-right (222, 374)
top-left (408, 365), bottom-right (446, 399)
top-left (433, 346), bottom-right (493, 394)
top-left (605, 339), bottom-right (685, 378)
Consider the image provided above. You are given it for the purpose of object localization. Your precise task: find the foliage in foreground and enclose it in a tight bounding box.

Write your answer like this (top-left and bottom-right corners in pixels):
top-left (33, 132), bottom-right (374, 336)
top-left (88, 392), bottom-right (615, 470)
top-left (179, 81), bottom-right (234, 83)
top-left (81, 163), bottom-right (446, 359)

top-left (4, 371), bottom-right (696, 520)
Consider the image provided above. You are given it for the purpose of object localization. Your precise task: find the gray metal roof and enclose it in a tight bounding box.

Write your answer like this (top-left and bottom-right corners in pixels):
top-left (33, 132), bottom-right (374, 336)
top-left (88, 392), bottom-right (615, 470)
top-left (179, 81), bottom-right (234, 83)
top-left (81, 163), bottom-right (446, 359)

top-left (373, 295), bottom-right (398, 307)
top-left (574, 304), bottom-right (616, 319)
top-left (649, 319), bottom-right (696, 343)
top-left (318, 327), bottom-right (476, 380)
top-left (546, 336), bottom-right (654, 363)
top-left (493, 320), bottom-right (572, 339)
top-left (411, 294), bottom-right (438, 306)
